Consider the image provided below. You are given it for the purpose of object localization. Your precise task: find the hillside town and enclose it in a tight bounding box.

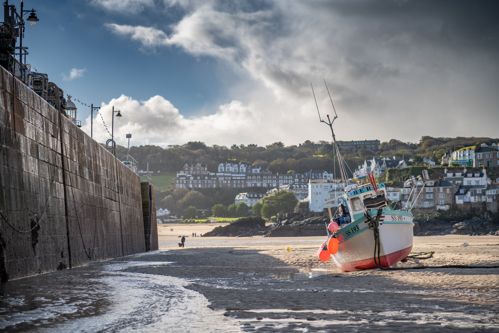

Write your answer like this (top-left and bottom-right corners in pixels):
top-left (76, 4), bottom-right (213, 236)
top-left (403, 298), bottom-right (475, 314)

top-left (175, 142), bottom-right (499, 215)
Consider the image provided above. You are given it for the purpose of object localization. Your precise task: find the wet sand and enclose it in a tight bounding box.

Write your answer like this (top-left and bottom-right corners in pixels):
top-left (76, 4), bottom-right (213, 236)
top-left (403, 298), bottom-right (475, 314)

top-left (1, 224), bottom-right (498, 332)
top-left (157, 224), bottom-right (499, 331)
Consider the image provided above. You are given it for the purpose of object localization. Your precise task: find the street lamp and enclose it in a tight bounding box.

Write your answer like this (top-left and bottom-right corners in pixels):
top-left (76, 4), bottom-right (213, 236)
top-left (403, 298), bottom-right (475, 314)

top-left (110, 106), bottom-right (122, 156)
top-left (2, 0), bottom-right (39, 81)
top-left (90, 104), bottom-right (101, 138)
top-left (26, 8), bottom-right (38, 25)
top-left (126, 133), bottom-right (132, 160)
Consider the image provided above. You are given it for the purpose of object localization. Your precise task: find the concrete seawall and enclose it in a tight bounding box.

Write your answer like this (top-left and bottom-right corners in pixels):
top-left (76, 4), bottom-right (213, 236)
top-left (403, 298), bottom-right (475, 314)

top-left (0, 66), bottom-right (157, 281)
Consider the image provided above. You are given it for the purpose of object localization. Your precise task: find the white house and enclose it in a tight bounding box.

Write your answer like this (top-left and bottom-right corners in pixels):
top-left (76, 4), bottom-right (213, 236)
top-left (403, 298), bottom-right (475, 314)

top-left (455, 187), bottom-right (486, 205)
top-left (354, 157), bottom-right (408, 179)
top-left (423, 157), bottom-right (436, 167)
top-left (461, 170), bottom-right (488, 187)
top-left (450, 146), bottom-right (476, 167)
top-left (286, 183), bottom-right (309, 201)
top-left (235, 192), bottom-right (264, 207)
top-left (217, 162), bottom-right (248, 175)
top-left (266, 184), bottom-right (309, 201)
top-left (157, 208), bottom-right (170, 217)
top-left (308, 179), bottom-right (345, 212)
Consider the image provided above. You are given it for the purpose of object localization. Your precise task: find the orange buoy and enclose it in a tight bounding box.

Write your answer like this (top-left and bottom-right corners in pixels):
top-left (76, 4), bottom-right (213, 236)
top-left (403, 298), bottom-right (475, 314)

top-left (327, 237), bottom-right (339, 254)
top-left (317, 242), bottom-right (331, 262)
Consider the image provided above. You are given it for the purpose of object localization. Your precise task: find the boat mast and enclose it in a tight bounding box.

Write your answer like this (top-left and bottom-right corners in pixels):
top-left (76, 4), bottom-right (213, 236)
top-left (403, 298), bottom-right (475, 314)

top-left (311, 82), bottom-right (348, 184)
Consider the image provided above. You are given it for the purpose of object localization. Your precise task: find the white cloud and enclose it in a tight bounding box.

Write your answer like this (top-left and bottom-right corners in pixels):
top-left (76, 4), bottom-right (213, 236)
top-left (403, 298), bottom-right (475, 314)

top-left (82, 95), bottom-right (180, 146)
top-left (82, 94), bottom-right (308, 146)
top-left (63, 68), bottom-right (86, 81)
top-left (101, 1), bottom-right (499, 144)
top-left (105, 24), bottom-right (169, 48)
top-left (90, 0), bottom-right (154, 13)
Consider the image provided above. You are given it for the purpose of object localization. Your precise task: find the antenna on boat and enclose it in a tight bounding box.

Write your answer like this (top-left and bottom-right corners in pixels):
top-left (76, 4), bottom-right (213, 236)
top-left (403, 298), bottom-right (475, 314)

top-left (324, 79), bottom-right (338, 120)
top-left (311, 82), bottom-right (348, 184)
top-left (311, 83), bottom-right (323, 122)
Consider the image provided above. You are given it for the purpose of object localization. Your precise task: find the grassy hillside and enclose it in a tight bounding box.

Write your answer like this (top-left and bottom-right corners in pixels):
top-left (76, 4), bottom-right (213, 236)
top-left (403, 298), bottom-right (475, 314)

top-left (141, 172), bottom-right (176, 192)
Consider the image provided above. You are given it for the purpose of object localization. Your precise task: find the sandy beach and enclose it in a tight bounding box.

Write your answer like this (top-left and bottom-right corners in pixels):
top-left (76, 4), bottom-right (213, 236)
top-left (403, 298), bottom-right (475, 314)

top-left (156, 223), bottom-right (499, 330)
top-left (1, 223), bottom-right (498, 332)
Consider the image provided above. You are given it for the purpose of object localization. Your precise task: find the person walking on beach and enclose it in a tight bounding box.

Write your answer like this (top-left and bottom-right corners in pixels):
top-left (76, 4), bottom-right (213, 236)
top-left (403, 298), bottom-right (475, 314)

top-left (179, 235), bottom-right (186, 248)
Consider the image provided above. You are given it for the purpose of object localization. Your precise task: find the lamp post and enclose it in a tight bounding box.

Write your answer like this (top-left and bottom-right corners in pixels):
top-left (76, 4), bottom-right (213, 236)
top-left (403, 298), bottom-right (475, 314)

top-left (90, 104), bottom-right (100, 138)
top-left (111, 106), bottom-right (122, 156)
top-left (2, 0), bottom-right (39, 81)
top-left (126, 133), bottom-right (132, 160)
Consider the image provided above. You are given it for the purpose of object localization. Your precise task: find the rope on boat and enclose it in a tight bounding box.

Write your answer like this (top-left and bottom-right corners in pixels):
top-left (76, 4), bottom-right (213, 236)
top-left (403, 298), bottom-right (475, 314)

top-left (366, 208), bottom-right (385, 269)
top-left (405, 251), bottom-right (434, 260)
top-left (397, 251), bottom-right (499, 270)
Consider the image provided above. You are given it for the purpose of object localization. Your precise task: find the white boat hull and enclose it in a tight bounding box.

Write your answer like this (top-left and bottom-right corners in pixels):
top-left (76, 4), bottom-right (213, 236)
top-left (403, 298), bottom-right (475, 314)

top-left (332, 212), bottom-right (413, 271)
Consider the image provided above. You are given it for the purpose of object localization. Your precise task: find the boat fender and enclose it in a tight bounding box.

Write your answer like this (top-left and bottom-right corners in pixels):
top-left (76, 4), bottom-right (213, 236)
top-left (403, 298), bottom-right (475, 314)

top-left (327, 237), bottom-right (339, 254)
top-left (327, 221), bottom-right (339, 233)
top-left (317, 241), bottom-right (331, 262)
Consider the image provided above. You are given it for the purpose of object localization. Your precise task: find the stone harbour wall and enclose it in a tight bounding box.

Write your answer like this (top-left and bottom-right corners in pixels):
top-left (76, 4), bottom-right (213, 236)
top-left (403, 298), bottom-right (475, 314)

top-left (0, 66), bottom-right (155, 281)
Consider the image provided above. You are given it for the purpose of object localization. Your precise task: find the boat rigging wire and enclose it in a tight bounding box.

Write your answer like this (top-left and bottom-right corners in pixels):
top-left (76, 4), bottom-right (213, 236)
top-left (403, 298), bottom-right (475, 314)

top-left (311, 81), bottom-right (349, 183)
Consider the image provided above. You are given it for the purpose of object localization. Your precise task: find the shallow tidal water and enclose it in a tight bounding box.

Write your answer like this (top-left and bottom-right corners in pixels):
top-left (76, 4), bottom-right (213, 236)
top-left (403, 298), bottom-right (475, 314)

top-left (0, 259), bottom-right (239, 332)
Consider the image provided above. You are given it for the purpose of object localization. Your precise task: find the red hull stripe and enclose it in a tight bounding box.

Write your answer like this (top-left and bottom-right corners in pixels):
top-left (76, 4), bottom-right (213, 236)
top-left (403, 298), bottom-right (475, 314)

top-left (336, 246), bottom-right (413, 272)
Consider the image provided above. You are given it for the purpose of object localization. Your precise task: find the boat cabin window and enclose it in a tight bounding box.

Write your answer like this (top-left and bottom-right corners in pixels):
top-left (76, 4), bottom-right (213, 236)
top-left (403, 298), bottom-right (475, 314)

top-left (336, 204), bottom-right (349, 217)
top-left (363, 193), bottom-right (387, 209)
top-left (350, 197), bottom-right (363, 212)
top-left (334, 204), bottom-right (351, 225)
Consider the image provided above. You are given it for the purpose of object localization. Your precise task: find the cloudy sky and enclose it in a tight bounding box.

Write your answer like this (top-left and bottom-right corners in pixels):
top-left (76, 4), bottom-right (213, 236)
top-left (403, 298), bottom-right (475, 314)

top-left (24, 0), bottom-right (499, 147)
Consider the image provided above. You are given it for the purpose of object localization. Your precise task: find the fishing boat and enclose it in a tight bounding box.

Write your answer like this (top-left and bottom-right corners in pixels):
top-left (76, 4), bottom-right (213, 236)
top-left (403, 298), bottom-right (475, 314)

top-left (325, 181), bottom-right (415, 271)
top-left (312, 81), bottom-right (419, 271)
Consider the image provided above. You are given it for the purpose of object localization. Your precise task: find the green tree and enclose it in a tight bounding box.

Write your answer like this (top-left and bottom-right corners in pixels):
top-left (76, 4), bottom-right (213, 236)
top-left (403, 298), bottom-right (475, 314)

top-left (178, 191), bottom-right (209, 210)
top-left (261, 191), bottom-right (298, 218)
top-left (236, 203), bottom-right (249, 217)
top-left (172, 188), bottom-right (189, 200)
top-left (184, 206), bottom-right (197, 219)
top-left (183, 141), bottom-right (208, 151)
top-left (268, 158), bottom-right (287, 173)
top-left (252, 159), bottom-right (268, 169)
top-left (212, 204), bottom-right (227, 217)
top-left (261, 203), bottom-right (278, 219)
top-left (227, 203), bottom-right (237, 217)
top-left (252, 202), bottom-right (263, 217)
